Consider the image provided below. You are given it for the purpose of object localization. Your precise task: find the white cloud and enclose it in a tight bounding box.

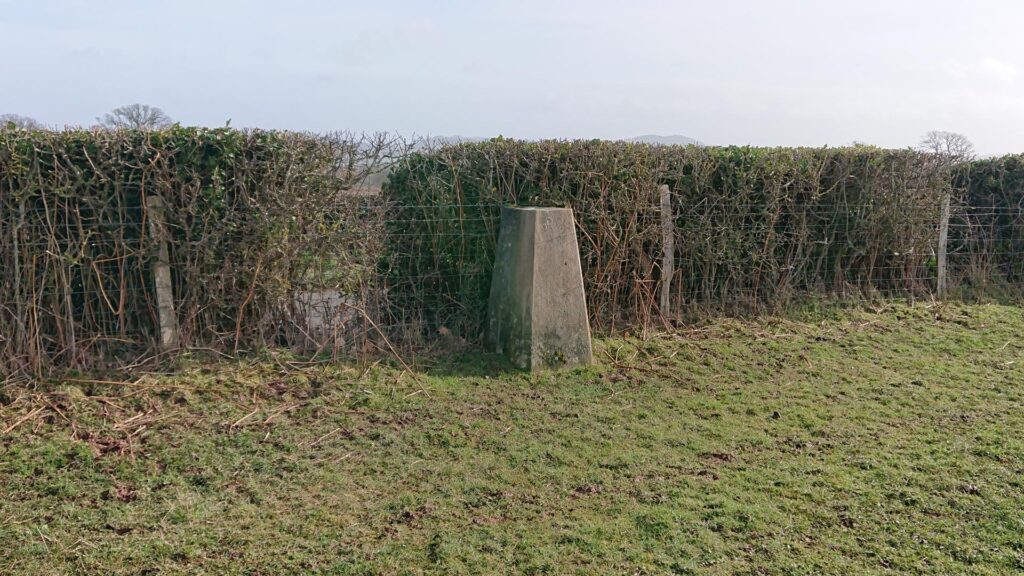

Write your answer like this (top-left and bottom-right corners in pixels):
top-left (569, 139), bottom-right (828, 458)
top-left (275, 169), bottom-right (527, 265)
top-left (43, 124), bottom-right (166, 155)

top-left (978, 57), bottom-right (1018, 82)
top-left (947, 57), bottom-right (1019, 83)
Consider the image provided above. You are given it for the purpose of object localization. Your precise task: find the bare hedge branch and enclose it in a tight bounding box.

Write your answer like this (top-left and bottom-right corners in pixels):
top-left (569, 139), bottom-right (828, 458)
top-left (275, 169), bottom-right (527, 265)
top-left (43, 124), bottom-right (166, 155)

top-left (1, 129), bottom-right (1021, 379)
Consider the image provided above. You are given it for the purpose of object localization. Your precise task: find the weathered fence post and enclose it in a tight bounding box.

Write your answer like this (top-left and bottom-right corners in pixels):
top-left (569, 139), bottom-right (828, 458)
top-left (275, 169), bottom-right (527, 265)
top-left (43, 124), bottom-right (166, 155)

top-left (487, 207), bottom-right (592, 370)
top-left (146, 195), bottom-right (180, 351)
top-left (659, 184), bottom-right (674, 319)
top-left (936, 191), bottom-right (951, 298)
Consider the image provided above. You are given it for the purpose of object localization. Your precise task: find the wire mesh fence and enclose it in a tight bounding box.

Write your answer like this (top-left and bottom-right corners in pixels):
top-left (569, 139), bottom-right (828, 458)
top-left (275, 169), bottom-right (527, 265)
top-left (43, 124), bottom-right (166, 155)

top-left (2, 129), bottom-right (1023, 380)
top-left (4, 196), bottom-right (1023, 380)
top-left (238, 198), bottom-right (1024, 349)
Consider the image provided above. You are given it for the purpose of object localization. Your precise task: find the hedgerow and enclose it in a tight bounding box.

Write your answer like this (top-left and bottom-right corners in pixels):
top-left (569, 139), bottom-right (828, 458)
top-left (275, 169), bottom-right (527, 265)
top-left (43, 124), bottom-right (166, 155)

top-left (383, 140), bottom-right (947, 336)
top-left (3, 128), bottom-right (1021, 377)
top-left (0, 127), bottom-right (395, 376)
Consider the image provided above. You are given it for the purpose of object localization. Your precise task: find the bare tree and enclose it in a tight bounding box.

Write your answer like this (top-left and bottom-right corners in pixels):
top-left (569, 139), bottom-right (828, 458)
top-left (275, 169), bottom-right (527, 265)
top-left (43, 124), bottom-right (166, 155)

top-left (918, 131), bottom-right (975, 164)
top-left (98, 104), bottom-right (173, 130)
top-left (918, 131), bottom-right (972, 299)
top-left (0, 114), bottom-right (44, 130)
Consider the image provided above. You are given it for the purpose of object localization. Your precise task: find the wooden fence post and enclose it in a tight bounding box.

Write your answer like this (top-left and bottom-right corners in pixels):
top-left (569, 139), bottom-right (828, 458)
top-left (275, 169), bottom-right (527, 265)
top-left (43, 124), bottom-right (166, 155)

top-left (936, 191), bottom-right (951, 298)
top-left (146, 195), bottom-right (180, 351)
top-left (659, 184), bottom-right (674, 318)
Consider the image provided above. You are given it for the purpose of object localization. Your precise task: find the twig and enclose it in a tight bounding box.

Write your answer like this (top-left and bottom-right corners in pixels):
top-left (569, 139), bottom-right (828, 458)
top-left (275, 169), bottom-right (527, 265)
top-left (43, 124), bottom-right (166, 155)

top-left (61, 377), bottom-right (194, 392)
top-left (262, 402), bottom-right (303, 425)
top-left (3, 406), bottom-right (47, 434)
top-left (230, 408), bottom-right (259, 429)
top-left (114, 410), bottom-right (152, 430)
top-left (306, 427), bottom-right (344, 448)
top-left (342, 302), bottom-right (427, 394)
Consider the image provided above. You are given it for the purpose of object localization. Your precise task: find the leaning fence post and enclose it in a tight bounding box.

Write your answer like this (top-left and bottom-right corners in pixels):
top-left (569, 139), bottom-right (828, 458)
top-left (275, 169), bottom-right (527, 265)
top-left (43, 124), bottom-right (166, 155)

top-left (659, 184), bottom-right (674, 318)
top-left (146, 195), bottom-right (180, 351)
top-left (936, 191), bottom-right (951, 298)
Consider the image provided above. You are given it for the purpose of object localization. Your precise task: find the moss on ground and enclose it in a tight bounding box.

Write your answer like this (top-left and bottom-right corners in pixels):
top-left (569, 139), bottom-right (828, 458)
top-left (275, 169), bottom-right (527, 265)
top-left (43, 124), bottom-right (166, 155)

top-left (2, 303), bottom-right (1023, 574)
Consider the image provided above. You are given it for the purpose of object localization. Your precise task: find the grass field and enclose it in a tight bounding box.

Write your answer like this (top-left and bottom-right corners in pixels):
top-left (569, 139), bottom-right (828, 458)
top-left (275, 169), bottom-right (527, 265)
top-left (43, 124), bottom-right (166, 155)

top-left (2, 303), bottom-right (1023, 575)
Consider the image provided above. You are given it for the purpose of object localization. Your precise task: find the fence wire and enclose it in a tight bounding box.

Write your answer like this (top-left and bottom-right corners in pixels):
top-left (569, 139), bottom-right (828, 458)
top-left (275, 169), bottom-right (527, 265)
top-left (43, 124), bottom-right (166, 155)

top-left (2, 129), bottom-right (1023, 379)
top-left (4, 195), bottom-right (1020, 381)
top-left (6, 183), bottom-right (1024, 381)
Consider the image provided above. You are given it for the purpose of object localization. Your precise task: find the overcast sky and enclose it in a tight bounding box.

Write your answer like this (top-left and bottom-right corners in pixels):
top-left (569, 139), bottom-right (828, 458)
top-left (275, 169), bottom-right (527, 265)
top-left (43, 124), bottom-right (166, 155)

top-left (2, 0), bottom-right (1023, 155)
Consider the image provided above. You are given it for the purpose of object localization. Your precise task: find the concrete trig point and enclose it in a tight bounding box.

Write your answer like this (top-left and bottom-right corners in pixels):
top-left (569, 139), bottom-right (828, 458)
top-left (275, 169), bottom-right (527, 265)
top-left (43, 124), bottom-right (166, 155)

top-left (487, 207), bottom-right (593, 370)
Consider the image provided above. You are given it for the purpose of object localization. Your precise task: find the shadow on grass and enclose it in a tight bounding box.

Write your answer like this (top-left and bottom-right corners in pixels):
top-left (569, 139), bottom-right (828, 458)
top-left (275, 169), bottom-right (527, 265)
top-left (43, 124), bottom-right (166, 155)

top-left (410, 348), bottom-right (521, 379)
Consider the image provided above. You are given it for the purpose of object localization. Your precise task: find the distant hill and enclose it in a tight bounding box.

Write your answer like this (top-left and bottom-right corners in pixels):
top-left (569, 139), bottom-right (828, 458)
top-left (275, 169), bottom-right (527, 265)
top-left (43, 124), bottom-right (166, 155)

top-left (628, 134), bottom-right (702, 146)
top-left (417, 135), bottom-right (704, 147)
top-left (413, 135), bottom-right (485, 149)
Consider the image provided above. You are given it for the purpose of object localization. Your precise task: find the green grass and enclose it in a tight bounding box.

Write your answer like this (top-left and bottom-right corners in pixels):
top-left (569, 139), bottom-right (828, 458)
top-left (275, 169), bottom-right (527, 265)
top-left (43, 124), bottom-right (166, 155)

top-left (2, 303), bottom-right (1024, 575)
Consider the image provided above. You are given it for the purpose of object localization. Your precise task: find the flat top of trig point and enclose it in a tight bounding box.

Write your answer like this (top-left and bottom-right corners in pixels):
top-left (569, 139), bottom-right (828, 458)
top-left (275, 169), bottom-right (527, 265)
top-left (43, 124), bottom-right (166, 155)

top-left (503, 206), bottom-right (572, 212)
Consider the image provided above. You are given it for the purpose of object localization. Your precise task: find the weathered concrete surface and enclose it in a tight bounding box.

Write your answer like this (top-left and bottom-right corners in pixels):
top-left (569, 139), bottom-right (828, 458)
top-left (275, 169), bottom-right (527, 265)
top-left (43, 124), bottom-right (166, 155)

top-left (487, 207), bottom-right (592, 370)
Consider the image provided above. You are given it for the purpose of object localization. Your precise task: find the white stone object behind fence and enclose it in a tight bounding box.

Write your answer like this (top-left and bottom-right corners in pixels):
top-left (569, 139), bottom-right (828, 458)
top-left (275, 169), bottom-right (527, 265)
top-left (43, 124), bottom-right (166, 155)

top-left (487, 207), bottom-right (593, 370)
